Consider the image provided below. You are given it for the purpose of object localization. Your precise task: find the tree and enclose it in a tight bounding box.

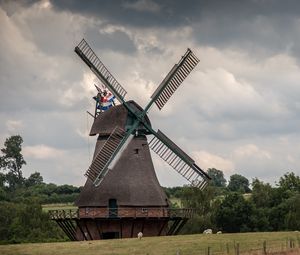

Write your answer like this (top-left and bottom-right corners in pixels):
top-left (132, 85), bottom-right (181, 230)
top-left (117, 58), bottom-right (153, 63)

top-left (251, 178), bottom-right (273, 208)
top-left (207, 168), bottom-right (227, 188)
top-left (25, 172), bottom-right (44, 187)
top-left (278, 172), bottom-right (300, 192)
top-left (180, 185), bottom-right (215, 215)
top-left (0, 135), bottom-right (26, 189)
top-left (227, 174), bottom-right (251, 193)
top-left (180, 185), bottom-right (217, 233)
top-left (0, 200), bottom-right (66, 243)
top-left (283, 193), bottom-right (300, 230)
top-left (215, 192), bottom-right (254, 232)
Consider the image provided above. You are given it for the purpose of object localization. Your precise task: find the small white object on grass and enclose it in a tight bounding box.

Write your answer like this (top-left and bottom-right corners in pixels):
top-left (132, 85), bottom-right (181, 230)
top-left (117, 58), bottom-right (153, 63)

top-left (137, 232), bottom-right (143, 239)
top-left (203, 229), bottom-right (212, 234)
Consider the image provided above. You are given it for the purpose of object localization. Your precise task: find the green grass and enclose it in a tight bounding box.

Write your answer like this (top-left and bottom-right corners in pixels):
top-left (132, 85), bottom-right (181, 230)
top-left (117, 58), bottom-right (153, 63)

top-left (0, 232), bottom-right (299, 255)
top-left (169, 197), bottom-right (182, 207)
top-left (42, 203), bottom-right (77, 212)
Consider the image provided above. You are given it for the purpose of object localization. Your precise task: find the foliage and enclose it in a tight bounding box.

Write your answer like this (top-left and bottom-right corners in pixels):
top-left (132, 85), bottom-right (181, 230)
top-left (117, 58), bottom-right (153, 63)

top-left (178, 170), bottom-right (300, 234)
top-left (163, 186), bottom-right (183, 198)
top-left (25, 172), bottom-right (44, 187)
top-left (0, 201), bottom-right (66, 244)
top-left (0, 135), bottom-right (26, 190)
top-left (207, 168), bottom-right (227, 188)
top-left (279, 172), bottom-right (300, 192)
top-left (227, 174), bottom-right (251, 193)
top-left (251, 178), bottom-right (273, 208)
top-left (0, 135), bottom-right (80, 244)
top-left (215, 192), bottom-right (255, 232)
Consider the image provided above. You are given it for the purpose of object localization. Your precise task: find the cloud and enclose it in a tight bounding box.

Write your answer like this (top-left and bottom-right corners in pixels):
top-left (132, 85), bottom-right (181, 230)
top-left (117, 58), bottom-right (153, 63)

top-left (23, 144), bottom-right (66, 159)
top-left (0, 0), bottom-right (299, 187)
top-left (192, 150), bottom-right (234, 174)
top-left (234, 144), bottom-right (271, 160)
top-left (6, 120), bottom-right (23, 132)
top-left (123, 0), bottom-right (161, 13)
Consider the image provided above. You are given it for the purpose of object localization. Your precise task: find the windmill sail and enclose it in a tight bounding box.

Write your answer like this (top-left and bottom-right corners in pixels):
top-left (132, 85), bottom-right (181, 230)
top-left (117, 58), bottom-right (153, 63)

top-left (75, 39), bottom-right (127, 103)
top-left (150, 49), bottom-right (199, 110)
top-left (85, 126), bottom-right (133, 186)
top-left (149, 130), bottom-right (210, 189)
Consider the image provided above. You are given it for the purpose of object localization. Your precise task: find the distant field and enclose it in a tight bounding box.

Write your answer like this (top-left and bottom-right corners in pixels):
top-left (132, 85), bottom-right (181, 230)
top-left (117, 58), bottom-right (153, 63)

top-left (1, 232), bottom-right (299, 255)
top-left (169, 197), bottom-right (182, 207)
top-left (42, 203), bottom-right (77, 212)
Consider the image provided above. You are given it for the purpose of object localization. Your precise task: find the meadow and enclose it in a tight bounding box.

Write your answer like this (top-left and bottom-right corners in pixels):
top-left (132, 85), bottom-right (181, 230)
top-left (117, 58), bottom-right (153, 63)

top-left (0, 232), bottom-right (299, 255)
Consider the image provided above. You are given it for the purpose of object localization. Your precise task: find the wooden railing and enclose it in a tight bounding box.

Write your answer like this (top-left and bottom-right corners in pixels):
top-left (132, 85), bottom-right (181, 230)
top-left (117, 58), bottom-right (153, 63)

top-left (49, 209), bottom-right (79, 220)
top-left (49, 208), bottom-right (195, 220)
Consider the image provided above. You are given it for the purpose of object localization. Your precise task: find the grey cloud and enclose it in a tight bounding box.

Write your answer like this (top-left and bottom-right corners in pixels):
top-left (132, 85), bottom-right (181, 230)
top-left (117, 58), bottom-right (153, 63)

top-left (0, 0), bottom-right (299, 187)
top-left (48, 0), bottom-right (300, 61)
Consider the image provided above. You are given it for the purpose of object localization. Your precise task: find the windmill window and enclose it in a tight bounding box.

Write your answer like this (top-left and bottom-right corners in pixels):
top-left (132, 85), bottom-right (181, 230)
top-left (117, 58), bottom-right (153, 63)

top-left (108, 199), bottom-right (118, 218)
top-left (134, 149), bottom-right (139, 154)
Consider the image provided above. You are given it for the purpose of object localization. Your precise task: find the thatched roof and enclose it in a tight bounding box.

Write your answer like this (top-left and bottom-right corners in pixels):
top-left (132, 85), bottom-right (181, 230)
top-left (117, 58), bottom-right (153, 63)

top-left (90, 100), bottom-right (152, 136)
top-left (76, 135), bottom-right (169, 207)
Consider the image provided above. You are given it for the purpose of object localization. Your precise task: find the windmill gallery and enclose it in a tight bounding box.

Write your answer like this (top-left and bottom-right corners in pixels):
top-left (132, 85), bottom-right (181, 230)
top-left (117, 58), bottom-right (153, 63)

top-left (49, 39), bottom-right (211, 241)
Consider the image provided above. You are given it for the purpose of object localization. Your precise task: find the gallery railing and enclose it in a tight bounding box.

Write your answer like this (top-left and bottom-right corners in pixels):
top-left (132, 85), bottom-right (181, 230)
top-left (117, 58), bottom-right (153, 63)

top-left (49, 207), bottom-right (196, 220)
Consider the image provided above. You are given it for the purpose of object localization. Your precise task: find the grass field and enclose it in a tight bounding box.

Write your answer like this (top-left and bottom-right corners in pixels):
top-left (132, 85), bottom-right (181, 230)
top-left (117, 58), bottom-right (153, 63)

top-left (42, 203), bottom-right (77, 212)
top-left (169, 197), bottom-right (182, 207)
top-left (1, 232), bottom-right (299, 255)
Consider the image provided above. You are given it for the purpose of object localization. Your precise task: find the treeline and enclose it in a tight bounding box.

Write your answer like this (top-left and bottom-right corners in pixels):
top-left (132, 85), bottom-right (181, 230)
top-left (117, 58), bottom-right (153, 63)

top-left (164, 169), bottom-right (300, 234)
top-left (0, 136), bottom-right (80, 244)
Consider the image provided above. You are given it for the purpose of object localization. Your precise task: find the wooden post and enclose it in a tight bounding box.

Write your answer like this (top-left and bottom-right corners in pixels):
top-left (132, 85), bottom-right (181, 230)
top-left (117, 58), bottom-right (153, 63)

top-left (236, 243), bottom-right (240, 255)
top-left (263, 240), bottom-right (267, 255)
top-left (207, 246), bottom-right (211, 255)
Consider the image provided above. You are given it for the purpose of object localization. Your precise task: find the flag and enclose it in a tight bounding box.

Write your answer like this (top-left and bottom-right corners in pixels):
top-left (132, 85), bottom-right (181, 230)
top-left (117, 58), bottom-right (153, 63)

top-left (99, 92), bottom-right (115, 111)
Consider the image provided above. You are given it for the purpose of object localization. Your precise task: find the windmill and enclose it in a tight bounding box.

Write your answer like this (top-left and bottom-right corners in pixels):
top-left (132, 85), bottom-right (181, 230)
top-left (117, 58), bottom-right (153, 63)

top-left (76, 39), bottom-right (210, 189)
top-left (49, 39), bottom-right (210, 241)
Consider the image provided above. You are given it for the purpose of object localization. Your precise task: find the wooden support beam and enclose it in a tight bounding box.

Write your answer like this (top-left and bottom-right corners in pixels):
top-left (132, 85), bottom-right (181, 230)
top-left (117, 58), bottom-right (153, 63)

top-left (173, 219), bottom-right (188, 235)
top-left (167, 219), bottom-right (181, 235)
top-left (130, 220), bottom-right (135, 238)
top-left (141, 218), bottom-right (145, 233)
top-left (83, 219), bottom-right (93, 240)
top-left (119, 219), bottom-right (123, 238)
top-left (158, 220), bottom-right (168, 236)
top-left (95, 219), bottom-right (102, 239)
top-left (57, 220), bottom-right (75, 241)
top-left (62, 220), bottom-right (75, 240)
top-left (83, 220), bottom-right (93, 240)
top-left (65, 219), bottom-right (77, 240)
top-left (75, 219), bottom-right (87, 241)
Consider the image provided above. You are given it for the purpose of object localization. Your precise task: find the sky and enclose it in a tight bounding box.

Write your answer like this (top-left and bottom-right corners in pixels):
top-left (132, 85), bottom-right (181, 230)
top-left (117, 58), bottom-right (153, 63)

top-left (0, 0), bottom-right (300, 187)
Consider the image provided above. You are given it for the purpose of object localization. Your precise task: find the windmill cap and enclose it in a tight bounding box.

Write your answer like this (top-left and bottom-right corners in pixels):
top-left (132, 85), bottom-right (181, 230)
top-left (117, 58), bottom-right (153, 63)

top-left (90, 100), bottom-right (152, 136)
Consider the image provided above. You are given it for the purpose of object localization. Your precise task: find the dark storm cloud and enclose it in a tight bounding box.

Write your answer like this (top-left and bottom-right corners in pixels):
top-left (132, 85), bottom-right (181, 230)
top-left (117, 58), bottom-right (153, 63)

top-left (49, 0), bottom-right (300, 60)
top-left (84, 27), bottom-right (137, 54)
top-left (49, 0), bottom-right (300, 27)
